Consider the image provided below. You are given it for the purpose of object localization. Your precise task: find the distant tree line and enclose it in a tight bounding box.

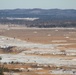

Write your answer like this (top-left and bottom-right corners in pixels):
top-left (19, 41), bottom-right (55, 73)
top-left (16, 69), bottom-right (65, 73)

top-left (0, 18), bottom-right (76, 28)
top-left (0, 9), bottom-right (76, 28)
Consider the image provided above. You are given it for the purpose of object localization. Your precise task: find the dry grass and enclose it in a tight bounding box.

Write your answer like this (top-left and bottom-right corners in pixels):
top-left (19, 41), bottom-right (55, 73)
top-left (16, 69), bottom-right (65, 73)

top-left (0, 27), bottom-right (76, 45)
top-left (0, 26), bottom-right (76, 50)
top-left (0, 25), bottom-right (76, 75)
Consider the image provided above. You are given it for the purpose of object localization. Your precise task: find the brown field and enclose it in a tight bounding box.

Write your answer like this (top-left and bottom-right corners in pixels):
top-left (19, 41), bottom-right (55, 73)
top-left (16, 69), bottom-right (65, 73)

top-left (0, 26), bottom-right (76, 49)
top-left (0, 25), bottom-right (76, 75)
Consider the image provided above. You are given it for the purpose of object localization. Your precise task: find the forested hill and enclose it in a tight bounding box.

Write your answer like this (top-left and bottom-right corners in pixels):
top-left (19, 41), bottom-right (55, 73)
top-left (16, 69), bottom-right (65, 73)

top-left (0, 9), bottom-right (76, 28)
top-left (0, 9), bottom-right (76, 20)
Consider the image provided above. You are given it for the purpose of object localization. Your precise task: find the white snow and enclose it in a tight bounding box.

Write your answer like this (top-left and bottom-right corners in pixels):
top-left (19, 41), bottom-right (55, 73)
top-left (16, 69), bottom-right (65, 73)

top-left (0, 35), bottom-right (76, 69)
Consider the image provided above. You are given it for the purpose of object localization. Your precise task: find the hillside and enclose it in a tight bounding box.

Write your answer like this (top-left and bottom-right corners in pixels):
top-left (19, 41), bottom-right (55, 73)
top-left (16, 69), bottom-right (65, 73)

top-left (0, 9), bottom-right (76, 27)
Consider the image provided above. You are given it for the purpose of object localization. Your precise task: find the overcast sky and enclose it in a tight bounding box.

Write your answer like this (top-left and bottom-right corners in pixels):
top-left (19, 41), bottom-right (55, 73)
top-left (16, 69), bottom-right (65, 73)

top-left (0, 0), bottom-right (76, 9)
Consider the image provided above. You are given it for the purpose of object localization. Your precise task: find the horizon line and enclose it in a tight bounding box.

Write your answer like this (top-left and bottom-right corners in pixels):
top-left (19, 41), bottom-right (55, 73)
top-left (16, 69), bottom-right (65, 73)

top-left (0, 8), bottom-right (76, 10)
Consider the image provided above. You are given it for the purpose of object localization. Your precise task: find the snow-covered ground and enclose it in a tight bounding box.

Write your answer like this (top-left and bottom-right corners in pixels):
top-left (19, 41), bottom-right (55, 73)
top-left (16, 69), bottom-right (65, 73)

top-left (0, 36), bottom-right (57, 48)
top-left (0, 52), bottom-right (76, 66)
top-left (0, 35), bottom-right (76, 75)
top-left (6, 17), bottom-right (39, 21)
top-left (50, 69), bottom-right (76, 75)
top-left (0, 36), bottom-right (76, 65)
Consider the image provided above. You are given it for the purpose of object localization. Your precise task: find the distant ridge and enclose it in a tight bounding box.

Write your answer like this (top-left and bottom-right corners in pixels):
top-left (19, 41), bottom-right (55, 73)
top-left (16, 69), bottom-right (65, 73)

top-left (0, 8), bottom-right (76, 19)
top-left (0, 9), bottom-right (76, 28)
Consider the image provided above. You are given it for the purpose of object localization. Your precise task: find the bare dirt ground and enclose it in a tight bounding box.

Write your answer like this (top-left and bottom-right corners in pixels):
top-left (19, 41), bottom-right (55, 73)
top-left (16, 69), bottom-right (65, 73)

top-left (0, 25), bottom-right (76, 75)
